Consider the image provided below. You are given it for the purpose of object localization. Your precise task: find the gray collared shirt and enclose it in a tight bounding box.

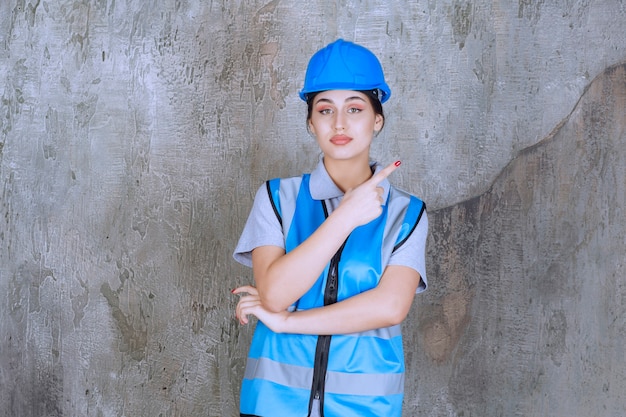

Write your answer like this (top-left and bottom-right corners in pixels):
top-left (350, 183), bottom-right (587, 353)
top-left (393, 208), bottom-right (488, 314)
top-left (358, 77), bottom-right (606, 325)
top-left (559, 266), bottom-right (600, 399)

top-left (233, 158), bottom-right (428, 292)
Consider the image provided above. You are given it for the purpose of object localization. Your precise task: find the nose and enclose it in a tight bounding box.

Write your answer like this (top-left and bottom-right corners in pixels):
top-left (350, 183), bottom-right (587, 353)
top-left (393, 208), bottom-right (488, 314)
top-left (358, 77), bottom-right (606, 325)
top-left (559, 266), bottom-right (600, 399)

top-left (334, 111), bottom-right (346, 131)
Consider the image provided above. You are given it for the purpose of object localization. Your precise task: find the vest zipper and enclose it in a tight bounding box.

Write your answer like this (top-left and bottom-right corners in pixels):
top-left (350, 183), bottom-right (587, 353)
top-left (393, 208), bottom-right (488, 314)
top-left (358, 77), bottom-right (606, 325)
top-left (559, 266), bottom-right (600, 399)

top-left (308, 201), bottom-right (347, 416)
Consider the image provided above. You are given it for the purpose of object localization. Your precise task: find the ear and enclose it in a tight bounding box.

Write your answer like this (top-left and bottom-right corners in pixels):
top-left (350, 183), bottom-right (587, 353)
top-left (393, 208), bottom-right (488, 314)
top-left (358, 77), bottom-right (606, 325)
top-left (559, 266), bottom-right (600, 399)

top-left (374, 114), bottom-right (384, 131)
top-left (308, 120), bottom-right (316, 135)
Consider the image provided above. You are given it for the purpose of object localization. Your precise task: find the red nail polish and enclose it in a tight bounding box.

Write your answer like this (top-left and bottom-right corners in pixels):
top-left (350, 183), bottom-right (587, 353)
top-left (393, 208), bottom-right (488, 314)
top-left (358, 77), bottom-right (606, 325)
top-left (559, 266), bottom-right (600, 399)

top-left (394, 160), bottom-right (401, 167)
top-left (231, 288), bottom-right (236, 293)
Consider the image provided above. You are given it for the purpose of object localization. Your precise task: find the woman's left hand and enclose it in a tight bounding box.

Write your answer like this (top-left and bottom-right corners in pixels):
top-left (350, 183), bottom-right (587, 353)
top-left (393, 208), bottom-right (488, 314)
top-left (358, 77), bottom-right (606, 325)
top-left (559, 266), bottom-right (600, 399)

top-left (232, 285), bottom-right (289, 332)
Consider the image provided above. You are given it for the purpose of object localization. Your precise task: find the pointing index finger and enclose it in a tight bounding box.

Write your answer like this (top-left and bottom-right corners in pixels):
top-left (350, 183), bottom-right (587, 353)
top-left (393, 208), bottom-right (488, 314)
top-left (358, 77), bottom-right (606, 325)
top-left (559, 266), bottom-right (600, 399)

top-left (369, 160), bottom-right (401, 185)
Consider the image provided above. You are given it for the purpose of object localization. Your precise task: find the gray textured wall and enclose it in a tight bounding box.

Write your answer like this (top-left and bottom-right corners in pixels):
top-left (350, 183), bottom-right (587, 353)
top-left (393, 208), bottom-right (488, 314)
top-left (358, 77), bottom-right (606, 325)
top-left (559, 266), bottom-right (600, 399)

top-left (1, 1), bottom-right (625, 416)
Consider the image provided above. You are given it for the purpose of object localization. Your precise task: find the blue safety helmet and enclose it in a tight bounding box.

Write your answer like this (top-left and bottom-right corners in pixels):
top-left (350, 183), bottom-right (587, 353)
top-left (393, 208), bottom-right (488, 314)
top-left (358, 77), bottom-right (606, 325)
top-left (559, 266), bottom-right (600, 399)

top-left (299, 39), bottom-right (391, 103)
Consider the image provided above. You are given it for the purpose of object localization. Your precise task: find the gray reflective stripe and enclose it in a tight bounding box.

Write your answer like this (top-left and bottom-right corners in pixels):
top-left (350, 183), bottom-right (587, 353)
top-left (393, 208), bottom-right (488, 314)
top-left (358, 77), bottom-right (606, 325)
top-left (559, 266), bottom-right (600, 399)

top-left (383, 188), bottom-right (410, 256)
top-left (244, 357), bottom-right (404, 397)
top-left (326, 369), bottom-right (404, 396)
top-left (244, 357), bottom-right (313, 390)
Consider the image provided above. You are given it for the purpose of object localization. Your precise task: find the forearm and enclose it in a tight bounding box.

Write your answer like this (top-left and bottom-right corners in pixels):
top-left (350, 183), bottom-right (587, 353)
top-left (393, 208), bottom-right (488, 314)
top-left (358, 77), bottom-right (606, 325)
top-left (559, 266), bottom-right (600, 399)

top-left (283, 292), bottom-right (400, 335)
top-left (279, 266), bottom-right (421, 335)
top-left (255, 207), bottom-right (354, 312)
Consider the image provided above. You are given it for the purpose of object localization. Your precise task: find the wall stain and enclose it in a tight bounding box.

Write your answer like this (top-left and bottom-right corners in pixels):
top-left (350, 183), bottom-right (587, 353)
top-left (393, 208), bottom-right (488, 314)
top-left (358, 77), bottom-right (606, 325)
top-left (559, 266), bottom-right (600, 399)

top-left (450, 1), bottom-right (473, 50)
top-left (1, 59), bottom-right (28, 143)
top-left (73, 95), bottom-right (98, 129)
top-left (420, 202), bottom-right (476, 363)
top-left (28, 368), bottom-right (64, 417)
top-left (100, 274), bottom-right (148, 361)
top-left (518, 0), bottom-right (546, 24)
top-left (43, 106), bottom-right (60, 161)
top-left (71, 277), bottom-right (89, 328)
top-left (544, 309), bottom-right (567, 366)
top-left (250, 0), bottom-right (287, 108)
top-left (63, 1), bottom-right (91, 66)
top-left (25, 0), bottom-right (40, 27)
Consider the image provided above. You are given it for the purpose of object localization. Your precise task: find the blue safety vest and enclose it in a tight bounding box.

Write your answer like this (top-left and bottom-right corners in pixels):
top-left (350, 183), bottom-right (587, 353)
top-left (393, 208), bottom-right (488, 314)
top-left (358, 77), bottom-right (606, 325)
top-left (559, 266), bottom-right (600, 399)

top-left (240, 174), bottom-right (425, 417)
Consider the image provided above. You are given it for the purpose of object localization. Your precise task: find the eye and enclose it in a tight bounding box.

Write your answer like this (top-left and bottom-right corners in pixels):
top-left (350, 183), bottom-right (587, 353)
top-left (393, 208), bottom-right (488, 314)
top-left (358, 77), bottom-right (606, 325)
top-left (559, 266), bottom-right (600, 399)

top-left (317, 107), bottom-right (333, 115)
top-left (347, 107), bottom-right (362, 114)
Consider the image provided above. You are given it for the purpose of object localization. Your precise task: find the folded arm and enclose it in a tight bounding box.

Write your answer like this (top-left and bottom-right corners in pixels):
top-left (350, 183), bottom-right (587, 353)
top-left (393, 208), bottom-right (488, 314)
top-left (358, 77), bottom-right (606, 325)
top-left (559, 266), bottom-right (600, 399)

top-left (235, 265), bottom-right (421, 335)
top-left (251, 162), bottom-right (401, 313)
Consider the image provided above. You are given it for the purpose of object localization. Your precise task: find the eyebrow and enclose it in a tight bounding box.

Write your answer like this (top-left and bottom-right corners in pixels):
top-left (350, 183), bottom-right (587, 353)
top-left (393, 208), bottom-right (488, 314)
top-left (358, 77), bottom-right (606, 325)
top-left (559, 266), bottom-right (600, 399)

top-left (314, 96), bottom-right (367, 105)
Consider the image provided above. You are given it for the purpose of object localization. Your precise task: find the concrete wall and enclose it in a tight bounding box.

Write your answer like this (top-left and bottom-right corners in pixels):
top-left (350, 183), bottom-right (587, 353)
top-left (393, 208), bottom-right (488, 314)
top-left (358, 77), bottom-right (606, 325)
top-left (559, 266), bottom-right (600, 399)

top-left (0, 1), bottom-right (624, 416)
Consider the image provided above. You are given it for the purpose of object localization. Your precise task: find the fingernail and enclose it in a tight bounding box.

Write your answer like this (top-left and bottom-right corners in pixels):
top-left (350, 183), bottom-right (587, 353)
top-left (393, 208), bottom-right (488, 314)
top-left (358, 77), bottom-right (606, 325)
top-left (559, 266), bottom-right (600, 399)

top-left (231, 288), bottom-right (236, 293)
top-left (394, 160), bottom-right (401, 167)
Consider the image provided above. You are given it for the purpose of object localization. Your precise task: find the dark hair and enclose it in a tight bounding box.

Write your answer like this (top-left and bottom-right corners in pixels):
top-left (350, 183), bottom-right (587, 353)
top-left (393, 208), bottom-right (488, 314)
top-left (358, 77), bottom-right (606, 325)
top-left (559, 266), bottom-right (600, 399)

top-left (306, 90), bottom-right (385, 132)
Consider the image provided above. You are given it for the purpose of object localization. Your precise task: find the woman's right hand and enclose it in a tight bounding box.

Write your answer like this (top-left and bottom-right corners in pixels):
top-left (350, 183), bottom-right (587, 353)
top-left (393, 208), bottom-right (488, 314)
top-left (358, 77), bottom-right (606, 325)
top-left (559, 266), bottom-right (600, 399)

top-left (336, 161), bottom-right (401, 228)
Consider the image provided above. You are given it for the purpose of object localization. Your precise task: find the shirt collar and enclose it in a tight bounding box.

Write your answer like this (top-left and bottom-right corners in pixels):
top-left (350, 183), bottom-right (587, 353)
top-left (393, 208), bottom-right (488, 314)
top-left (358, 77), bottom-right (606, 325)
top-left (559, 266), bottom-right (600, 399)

top-left (309, 155), bottom-right (391, 203)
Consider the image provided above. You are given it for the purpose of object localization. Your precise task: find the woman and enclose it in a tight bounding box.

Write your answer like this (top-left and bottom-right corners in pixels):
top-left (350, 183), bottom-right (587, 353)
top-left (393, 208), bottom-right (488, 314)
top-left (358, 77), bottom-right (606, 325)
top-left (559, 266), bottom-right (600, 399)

top-left (232, 39), bottom-right (428, 417)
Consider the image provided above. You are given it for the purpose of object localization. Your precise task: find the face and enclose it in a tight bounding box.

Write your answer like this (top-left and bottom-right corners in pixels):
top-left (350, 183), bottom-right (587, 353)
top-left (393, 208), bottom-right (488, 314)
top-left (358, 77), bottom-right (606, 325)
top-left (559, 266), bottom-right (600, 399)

top-left (308, 90), bottom-right (384, 164)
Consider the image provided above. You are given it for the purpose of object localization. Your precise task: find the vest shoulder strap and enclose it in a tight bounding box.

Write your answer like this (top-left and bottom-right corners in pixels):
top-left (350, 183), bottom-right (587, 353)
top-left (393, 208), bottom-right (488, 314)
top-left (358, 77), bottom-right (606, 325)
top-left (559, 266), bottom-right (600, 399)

top-left (392, 193), bottom-right (426, 252)
top-left (265, 176), bottom-right (304, 235)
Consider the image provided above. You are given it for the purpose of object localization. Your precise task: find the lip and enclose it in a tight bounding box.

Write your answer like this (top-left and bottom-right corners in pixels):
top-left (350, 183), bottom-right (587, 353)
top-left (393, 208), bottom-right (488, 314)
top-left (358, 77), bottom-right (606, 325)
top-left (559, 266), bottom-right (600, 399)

top-left (330, 135), bottom-right (352, 145)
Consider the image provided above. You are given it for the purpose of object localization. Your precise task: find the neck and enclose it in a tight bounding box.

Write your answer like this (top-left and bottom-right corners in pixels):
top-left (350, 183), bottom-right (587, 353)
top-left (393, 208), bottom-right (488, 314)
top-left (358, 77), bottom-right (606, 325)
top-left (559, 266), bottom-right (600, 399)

top-left (323, 156), bottom-right (373, 192)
